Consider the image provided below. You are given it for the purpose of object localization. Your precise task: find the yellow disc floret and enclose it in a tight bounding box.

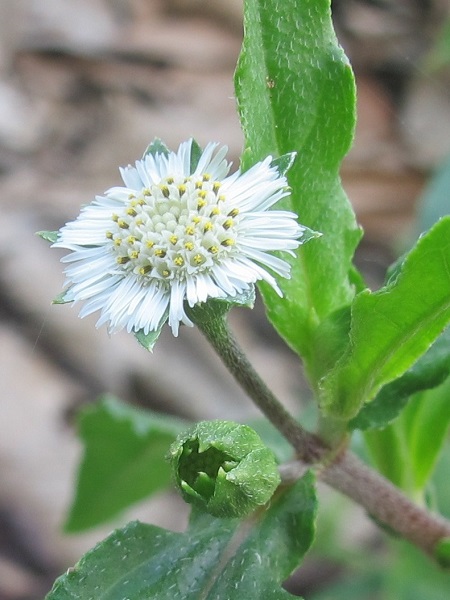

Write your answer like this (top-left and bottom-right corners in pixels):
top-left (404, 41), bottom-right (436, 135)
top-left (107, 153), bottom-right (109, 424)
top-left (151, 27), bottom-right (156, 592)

top-left (108, 172), bottom-right (239, 282)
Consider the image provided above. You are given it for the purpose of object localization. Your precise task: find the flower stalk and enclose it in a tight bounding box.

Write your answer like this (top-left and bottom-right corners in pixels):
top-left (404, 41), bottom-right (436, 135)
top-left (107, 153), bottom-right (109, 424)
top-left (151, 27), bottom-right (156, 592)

top-left (194, 310), bottom-right (325, 464)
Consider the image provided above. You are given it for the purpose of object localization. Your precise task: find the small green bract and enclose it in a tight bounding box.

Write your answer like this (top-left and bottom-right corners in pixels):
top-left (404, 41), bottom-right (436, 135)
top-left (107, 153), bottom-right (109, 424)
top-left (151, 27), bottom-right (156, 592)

top-left (169, 420), bottom-right (281, 518)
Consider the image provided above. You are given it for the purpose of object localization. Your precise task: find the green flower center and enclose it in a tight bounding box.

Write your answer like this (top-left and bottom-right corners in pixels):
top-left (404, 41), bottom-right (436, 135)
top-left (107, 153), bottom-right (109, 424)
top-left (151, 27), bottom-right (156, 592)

top-left (107, 174), bottom-right (239, 281)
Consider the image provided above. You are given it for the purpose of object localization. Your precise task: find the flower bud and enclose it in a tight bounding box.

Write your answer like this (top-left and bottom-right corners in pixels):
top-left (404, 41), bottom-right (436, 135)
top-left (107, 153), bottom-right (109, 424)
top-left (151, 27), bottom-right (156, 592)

top-left (169, 420), bottom-right (280, 518)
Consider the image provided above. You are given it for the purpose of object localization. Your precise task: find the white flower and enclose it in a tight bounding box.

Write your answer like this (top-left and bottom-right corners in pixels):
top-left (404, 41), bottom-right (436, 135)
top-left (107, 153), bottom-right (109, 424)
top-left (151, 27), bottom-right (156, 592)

top-left (54, 139), bottom-right (310, 337)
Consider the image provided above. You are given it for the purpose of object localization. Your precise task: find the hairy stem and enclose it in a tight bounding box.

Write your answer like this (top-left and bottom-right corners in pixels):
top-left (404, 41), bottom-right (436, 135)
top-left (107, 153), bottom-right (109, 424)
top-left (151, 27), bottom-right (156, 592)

top-left (196, 313), bottom-right (325, 463)
top-left (320, 451), bottom-right (450, 557)
top-left (197, 312), bottom-right (450, 559)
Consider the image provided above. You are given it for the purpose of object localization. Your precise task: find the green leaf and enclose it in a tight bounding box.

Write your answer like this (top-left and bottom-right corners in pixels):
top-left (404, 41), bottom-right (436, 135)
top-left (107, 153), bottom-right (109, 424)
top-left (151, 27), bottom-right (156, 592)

top-left (208, 473), bottom-right (316, 599)
top-left (432, 440), bottom-right (450, 519)
top-left (134, 318), bottom-right (167, 352)
top-left (48, 473), bottom-right (317, 599)
top-left (348, 263), bottom-right (367, 295)
top-left (402, 377), bottom-right (450, 492)
top-left (189, 138), bottom-right (203, 173)
top-left (350, 327), bottom-right (450, 430)
top-left (37, 230), bottom-right (59, 243)
top-left (310, 306), bottom-right (352, 384)
top-left (65, 395), bottom-right (187, 532)
top-left (52, 290), bottom-right (72, 305)
top-left (364, 376), bottom-right (450, 496)
top-left (321, 217), bottom-right (450, 420)
top-left (234, 0), bottom-right (362, 372)
top-left (143, 138), bottom-right (170, 158)
top-left (270, 152), bottom-right (296, 177)
top-left (426, 19), bottom-right (450, 72)
top-left (364, 426), bottom-right (409, 491)
top-left (436, 537), bottom-right (450, 568)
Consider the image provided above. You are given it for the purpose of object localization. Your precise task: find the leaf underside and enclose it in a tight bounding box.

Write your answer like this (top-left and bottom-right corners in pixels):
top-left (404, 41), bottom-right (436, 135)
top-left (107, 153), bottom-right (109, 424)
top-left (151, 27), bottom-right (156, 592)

top-left (65, 396), bottom-right (187, 532)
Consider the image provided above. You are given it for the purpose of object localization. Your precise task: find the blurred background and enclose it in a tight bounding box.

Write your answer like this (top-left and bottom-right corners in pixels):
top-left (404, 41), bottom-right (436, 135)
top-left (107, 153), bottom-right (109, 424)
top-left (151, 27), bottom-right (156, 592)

top-left (1, 1), bottom-right (450, 598)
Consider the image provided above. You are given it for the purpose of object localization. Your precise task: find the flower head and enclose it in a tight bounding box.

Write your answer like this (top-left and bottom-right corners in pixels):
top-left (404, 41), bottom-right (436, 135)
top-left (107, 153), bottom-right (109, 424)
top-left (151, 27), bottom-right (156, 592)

top-left (54, 139), bottom-right (310, 336)
top-left (169, 420), bottom-right (281, 518)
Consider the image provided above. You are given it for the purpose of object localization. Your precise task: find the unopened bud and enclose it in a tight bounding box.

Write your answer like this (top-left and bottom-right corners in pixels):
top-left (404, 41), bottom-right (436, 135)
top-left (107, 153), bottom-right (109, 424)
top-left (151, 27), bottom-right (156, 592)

top-left (169, 420), bottom-right (280, 518)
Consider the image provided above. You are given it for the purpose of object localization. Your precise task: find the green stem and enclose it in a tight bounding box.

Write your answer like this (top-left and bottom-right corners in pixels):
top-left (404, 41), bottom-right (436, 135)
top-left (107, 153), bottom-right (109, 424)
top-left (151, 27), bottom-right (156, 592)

top-left (195, 313), bottom-right (326, 463)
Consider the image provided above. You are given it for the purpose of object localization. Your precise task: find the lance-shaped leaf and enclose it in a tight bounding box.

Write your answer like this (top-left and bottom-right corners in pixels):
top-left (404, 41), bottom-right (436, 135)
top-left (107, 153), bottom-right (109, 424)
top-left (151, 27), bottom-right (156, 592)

top-left (366, 382), bottom-right (450, 508)
top-left (48, 473), bottom-right (317, 600)
top-left (65, 395), bottom-right (187, 532)
top-left (234, 0), bottom-right (361, 367)
top-left (350, 327), bottom-right (450, 430)
top-left (401, 377), bottom-right (450, 492)
top-left (321, 217), bottom-right (450, 420)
